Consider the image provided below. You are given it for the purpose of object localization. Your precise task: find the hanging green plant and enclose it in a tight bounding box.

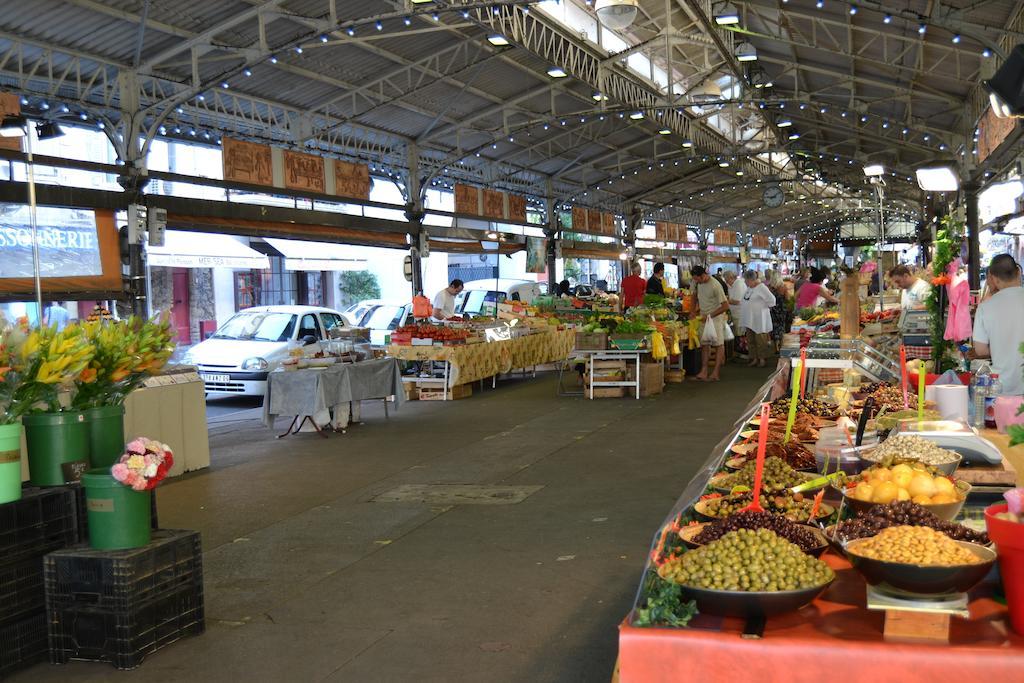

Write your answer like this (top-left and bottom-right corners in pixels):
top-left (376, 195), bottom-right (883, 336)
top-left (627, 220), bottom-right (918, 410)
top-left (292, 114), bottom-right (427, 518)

top-left (926, 216), bottom-right (964, 373)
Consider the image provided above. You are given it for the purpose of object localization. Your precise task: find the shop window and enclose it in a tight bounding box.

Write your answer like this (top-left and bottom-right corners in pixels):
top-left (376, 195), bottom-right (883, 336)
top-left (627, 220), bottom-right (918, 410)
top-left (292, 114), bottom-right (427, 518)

top-left (234, 257), bottom-right (297, 310)
top-left (297, 313), bottom-right (321, 341)
top-left (298, 271), bottom-right (327, 306)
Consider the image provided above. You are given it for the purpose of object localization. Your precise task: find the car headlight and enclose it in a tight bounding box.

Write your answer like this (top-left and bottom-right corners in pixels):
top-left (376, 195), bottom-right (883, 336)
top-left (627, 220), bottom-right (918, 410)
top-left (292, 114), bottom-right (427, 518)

top-left (241, 357), bottom-right (269, 371)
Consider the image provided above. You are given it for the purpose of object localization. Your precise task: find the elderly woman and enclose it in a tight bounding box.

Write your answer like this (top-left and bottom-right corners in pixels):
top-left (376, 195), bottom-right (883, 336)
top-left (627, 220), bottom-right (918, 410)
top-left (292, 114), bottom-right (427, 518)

top-left (740, 269), bottom-right (777, 367)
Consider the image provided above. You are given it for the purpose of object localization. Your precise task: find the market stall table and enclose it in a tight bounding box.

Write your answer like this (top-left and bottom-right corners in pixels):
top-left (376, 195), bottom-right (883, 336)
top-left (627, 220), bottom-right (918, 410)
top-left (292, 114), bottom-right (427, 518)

top-left (578, 349), bottom-right (650, 400)
top-left (387, 328), bottom-right (575, 397)
top-left (261, 357), bottom-right (404, 436)
top-left (619, 551), bottom-right (1024, 683)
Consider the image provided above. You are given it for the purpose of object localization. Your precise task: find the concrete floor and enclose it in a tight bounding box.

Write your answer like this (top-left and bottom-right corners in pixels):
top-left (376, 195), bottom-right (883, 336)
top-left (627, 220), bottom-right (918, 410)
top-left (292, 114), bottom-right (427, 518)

top-left (14, 365), bottom-right (771, 683)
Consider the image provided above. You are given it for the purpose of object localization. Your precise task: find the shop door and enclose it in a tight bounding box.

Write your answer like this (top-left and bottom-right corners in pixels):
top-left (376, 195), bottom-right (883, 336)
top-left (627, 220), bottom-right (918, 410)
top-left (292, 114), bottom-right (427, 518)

top-left (171, 268), bottom-right (191, 343)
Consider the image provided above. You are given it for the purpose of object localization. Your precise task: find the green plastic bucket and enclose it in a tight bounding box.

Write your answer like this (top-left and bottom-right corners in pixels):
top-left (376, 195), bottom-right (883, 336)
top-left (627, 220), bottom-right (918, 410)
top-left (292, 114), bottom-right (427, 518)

top-left (0, 422), bottom-right (22, 504)
top-left (85, 405), bottom-right (126, 469)
top-left (82, 469), bottom-right (151, 550)
top-left (23, 411), bottom-right (89, 486)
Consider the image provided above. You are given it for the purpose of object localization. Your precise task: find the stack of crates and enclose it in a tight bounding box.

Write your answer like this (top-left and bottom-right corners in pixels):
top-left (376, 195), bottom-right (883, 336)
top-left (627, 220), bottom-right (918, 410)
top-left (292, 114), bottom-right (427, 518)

top-left (0, 486), bottom-right (83, 678)
top-left (44, 529), bottom-right (205, 670)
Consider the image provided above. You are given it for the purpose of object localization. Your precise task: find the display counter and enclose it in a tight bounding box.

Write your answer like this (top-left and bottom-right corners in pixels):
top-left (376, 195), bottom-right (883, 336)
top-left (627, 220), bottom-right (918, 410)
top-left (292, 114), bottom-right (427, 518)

top-left (617, 363), bottom-right (1024, 683)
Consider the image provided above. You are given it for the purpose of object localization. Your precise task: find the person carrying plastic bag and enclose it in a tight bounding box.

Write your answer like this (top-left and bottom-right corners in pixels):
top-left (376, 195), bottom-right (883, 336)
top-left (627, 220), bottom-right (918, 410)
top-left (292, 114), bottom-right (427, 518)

top-left (691, 266), bottom-right (730, 382)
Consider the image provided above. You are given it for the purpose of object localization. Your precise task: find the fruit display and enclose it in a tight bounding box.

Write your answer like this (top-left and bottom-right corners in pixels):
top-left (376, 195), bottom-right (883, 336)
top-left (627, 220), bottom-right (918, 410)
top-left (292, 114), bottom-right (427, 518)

top-left (392, 323), bottom-right (469, 344)
top-left (691, 511), bottom-right (823, 554)
top-left (715, 456), bottom-right (807, 492)
top-left (700, 491), bottom-right (828, 522)
top-left (769, 397), bottom-right (839, 419)
top-left (860, 385), bottom-right (907, 414)
top-left (846, 526), bottom-right (983, 566)
top-left (843, 462), bottom-right (963, 506)
top-left (859, 309), bottom-right (899, 325)
top-left (657, 529), bottom-right (834, 591)
top-left (831, 501), bottom-right (989, 545)
top-left (860, 434), bottom-right (960, 468)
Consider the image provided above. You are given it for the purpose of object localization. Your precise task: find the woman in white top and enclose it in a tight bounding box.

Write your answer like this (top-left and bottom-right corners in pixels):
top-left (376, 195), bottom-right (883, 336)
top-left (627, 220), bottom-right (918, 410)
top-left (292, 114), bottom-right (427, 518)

top-left (740, 270), bottom-right (777, 367)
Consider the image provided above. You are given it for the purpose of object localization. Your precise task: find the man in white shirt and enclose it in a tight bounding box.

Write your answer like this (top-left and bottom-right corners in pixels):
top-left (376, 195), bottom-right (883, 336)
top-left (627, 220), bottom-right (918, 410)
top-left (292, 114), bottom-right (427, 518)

top-left (888, 265), bottom-right (931, 310)
top-left (724, 270), bottom-right (747, 334)
top-left (972, 255), bottom-right (1024, 396)
top-left (431, 279), bottom-right (464, 320)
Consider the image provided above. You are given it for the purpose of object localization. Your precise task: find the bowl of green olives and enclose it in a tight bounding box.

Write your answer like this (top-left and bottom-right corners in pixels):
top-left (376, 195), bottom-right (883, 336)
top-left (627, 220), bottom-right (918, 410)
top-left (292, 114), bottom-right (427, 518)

top-left (680, 512), bottom-right (830, 557)
top-left (658, 528), bottom-right (835, 618)
top-left (694, 492), bottom-right (835, 523)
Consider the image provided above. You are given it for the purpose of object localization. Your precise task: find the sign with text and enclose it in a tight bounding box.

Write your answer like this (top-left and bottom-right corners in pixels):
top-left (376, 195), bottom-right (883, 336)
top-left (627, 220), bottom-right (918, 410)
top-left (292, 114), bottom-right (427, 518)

top-left (453, 184), bottom-right (529, 224)
top-left (751, 234), bottom-right (770, 250)
top-left (0, 205), bottom-right (102, 278)
top-left (781, 238), bottom-right (795, 252)
top-left (713, 229), bottom-right (737, 246)
top-left (333, 160), bottom-right (370, 200)
top-left (654, 221), bottom-right (687, 243)
top-left (0, 93), bottom-right (21, 152)
top-left (283, 150), bottom-right (325, 193)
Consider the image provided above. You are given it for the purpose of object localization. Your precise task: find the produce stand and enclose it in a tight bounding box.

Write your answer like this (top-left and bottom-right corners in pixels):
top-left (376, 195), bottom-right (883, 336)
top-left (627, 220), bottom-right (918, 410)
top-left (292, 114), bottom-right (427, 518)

top-left (387, 327), bottom-right (574, 399)
top-left (617, 362), bottom-right (1024, 683)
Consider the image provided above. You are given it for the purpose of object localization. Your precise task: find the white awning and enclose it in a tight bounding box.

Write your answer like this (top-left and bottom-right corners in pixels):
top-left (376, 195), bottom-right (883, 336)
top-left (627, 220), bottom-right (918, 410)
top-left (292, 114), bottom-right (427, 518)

top-left (264, 238), bottom-right (368, 272)
top-left (147, 231), bottom-right (270, 269)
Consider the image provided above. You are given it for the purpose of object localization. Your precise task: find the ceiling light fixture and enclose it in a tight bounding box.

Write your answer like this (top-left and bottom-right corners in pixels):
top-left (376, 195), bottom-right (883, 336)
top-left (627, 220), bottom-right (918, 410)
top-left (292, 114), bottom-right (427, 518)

top-left (777, 118), bottom-right (792, 127)
top-left (735, 41), bottom-right (757, 62)
top-left (883, 13), bottom-right (892, 23)
top-left (629, 111), bottom-right (644, 119)
top-left (863, 164), bottom-right (884, 177)
top-left (595, 0), bottom-right (639, 30)
top-left (487, 34), bottom-right (510, 46)
top-left (713, 2), bottom-right (740, 25)
top-left (547, 66), bottom-right (568, 78)
top-left (681, 139), bottom-right (693, 147)
top-left (918, 23), bottom-right (927, 35)
top-left (984, 45), bottom-right (1024, 117)
top-left (0, 115), bottom-right (26, 137)
top-left (659, 128), bottom-right (671, 135)
top-left (915, 164), bottom-right (959, 192)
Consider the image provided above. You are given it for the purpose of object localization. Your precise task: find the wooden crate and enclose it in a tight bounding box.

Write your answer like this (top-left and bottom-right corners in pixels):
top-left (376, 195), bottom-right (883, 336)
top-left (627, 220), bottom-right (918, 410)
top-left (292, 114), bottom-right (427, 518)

top-left (589, 387), bottom-right (625, 398)
top-left (419, 384), bottom-right (473, 401)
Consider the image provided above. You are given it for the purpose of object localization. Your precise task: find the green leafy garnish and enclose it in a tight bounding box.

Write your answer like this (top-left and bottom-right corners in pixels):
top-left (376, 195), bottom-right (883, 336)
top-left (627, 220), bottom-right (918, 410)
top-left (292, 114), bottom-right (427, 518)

top-left (634, 571), bottom-right (698, 628)
top-left (1009, 425), bottom-right (1024, 448)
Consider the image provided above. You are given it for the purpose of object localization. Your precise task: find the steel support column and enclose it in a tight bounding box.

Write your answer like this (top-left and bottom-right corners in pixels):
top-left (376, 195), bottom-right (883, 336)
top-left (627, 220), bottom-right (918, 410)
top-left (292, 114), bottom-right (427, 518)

top-left (965, 182), bottom-right (981, 289)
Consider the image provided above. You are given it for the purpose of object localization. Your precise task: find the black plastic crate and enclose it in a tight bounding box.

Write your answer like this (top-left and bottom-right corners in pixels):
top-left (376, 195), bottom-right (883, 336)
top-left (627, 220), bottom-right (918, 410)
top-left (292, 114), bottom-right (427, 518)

top-left (0, 555), bottom-right (46, 624)
top-left (0, 486), bottom-right (81, 567)
top-left (48, 581), bottom-right (205, 670)
top-left (44, 530), bottom-right (202, 613)
top-left (0, 611), bottom-right (48, 678)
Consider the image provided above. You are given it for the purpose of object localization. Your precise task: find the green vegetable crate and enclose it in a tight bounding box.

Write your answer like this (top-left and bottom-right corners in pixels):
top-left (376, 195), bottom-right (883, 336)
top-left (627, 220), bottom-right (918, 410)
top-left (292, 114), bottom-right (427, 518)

top-left (609, 334), bottom-right (648, 351)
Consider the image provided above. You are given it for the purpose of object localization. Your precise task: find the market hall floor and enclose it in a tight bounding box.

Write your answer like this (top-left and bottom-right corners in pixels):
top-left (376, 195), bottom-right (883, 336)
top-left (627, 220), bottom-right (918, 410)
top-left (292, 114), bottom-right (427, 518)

top-left (13, 365), bottom-right (774, 683)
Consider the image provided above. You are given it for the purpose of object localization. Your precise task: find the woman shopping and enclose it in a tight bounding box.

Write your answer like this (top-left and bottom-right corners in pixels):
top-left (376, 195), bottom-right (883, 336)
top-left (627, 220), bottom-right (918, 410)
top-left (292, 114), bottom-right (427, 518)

top-left (740, 270), bottom-right (777, 367)
top-left (795, 267), bottom-right (838, 310)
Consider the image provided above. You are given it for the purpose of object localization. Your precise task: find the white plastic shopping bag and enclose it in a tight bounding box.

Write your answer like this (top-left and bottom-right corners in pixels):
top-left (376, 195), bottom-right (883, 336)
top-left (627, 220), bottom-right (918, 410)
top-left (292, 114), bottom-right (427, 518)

top-left (700, 315), bottom-right (720, 346)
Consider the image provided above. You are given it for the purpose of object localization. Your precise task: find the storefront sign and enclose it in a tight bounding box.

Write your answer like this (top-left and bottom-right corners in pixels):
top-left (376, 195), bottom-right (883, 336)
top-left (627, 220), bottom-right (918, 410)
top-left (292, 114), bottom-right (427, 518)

top-left (781, 238), bottom-right (795, 251)
top-left (454, 183), bottom-right (530, 225)
top-left (751, 234), bottom-right (770, 249)
top-left (0, 205), bottom-right (102, 278)
top-left (713, 229), bottom-right (737, 246)
top-left (568, 206), bottom-right (616, 237)
top-left (655, 221), bottom-right (686, 243)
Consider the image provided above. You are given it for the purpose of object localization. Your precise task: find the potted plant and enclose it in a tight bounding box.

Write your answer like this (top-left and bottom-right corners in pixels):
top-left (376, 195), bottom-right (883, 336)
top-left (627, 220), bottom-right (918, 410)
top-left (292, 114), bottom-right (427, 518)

top-left (83, 438), bottom-right (173, 549)
top-left (0, 317), bottom-right (33, 503)
top-left (19, 323), bottom-right (95, 486)
top-left (71, 316), bottom-right (175, 468)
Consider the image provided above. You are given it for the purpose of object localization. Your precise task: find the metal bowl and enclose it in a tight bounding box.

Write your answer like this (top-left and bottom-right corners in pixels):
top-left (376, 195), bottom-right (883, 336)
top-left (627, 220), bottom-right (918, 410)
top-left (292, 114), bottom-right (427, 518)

top-left (857, 451), bottom-right (963, 476)
top-left (679, 521), bottom-right (830, 557)
top-left (710, 471), bottom-right (824, 495)
top-left (676, 578), bottom-right (835, 618)
top-left (833, 480), bottom-right (971, 522)
top-left (845, 539), bottom-right (996, 594)
top-left (693, 497), bottom-right (835, 523)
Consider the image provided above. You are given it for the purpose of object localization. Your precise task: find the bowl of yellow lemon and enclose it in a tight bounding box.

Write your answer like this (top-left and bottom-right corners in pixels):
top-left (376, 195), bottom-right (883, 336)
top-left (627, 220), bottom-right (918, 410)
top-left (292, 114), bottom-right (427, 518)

top-left (833, 462), bottom-right (970, 521)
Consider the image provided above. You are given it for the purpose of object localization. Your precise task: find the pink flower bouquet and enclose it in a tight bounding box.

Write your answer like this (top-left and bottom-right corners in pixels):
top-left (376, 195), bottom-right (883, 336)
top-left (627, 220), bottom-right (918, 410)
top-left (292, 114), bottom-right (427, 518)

top-left (110, 438), bottom-right (174, 491)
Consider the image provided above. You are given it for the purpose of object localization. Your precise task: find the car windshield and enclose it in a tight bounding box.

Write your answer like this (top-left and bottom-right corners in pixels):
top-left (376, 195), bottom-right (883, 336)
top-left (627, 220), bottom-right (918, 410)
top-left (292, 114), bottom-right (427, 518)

top-left (212, 312), bottom-right (296, 342)
top-left (458, 290), bottom-right (504, 316)
top-left (363, 305), bottom-right (404, 330)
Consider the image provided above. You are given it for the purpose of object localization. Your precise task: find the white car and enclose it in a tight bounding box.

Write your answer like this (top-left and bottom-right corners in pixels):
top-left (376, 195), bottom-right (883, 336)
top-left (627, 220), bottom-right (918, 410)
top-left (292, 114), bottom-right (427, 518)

top-left (360, 302), bottom-right (412, 346)
top-left (342, 299), bottom-right (382, 326)
top-left (185, 305), bottom-right (347, 397)
top-left (454, 278), bottom-right (542, 317)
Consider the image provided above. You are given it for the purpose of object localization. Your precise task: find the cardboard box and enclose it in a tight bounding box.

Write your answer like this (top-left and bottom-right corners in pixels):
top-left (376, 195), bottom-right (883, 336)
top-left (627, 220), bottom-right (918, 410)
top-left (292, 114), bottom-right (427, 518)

top-left (575, 331), bottom-right (608, 350)
top-left (589, 387), bottom-right (625, 398)
top-left (628, 362), bottom-right (665, 397)
top-left (419, 384), bottom-right (473, 401)
top-left (403, 384), bottom-right (419, 401)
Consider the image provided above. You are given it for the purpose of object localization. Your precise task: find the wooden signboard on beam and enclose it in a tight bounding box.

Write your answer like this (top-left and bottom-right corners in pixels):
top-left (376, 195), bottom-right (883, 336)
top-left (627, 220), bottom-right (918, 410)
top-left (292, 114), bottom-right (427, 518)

top-left (222, 137), bottom-right (273, 186)
top-left (283, 150), bottom-right (325, 193)
top-left (454, 183), bottom-right (481, 216)
top-left (334, 160), bottom-right (370, 200)
top-left (482, 189), bottom-right (505, 219)
top-left (507, 194), bottom-right (527, 223)
top-left (0, 93), bottom-right (22, 152)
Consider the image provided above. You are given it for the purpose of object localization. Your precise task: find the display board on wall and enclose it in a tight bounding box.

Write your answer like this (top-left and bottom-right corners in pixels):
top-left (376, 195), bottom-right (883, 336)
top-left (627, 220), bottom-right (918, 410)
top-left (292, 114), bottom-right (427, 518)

top-left (977, 106), bottom-right (1017, 163)
top-left (781, 238), bottom-right (795, 252)
top-left (525, 237), bottom-right (547, 273)
top-left (751, 234), bottom-right (770, 249)
top-left (713, 229), bottom-right (737, 246)
top-left (222, 137), bottom-right (273, 186)
top-left (283, 150), bottom-right (325, 193)
top-left (0, 206), bottom-right (121, 294)
top-left (0, 93), bottom-right (22, 152)
top-left (333, 160), bottom-right (370, 200)
top-left (221, 137), bottom-right (370, 201)
top-left (453, 183), bottom-right (530, 224)
top-left (570, 206), bottom-right (616, 236)
top-left (654, 221), bottom-right (687, 243)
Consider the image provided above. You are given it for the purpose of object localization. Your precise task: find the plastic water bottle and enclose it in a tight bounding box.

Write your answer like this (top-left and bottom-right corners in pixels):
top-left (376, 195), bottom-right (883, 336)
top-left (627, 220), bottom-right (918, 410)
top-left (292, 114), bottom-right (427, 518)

top-left (972, 363), bottom-right (992, 429)
top-left (985, 374), bottom-right (1002, 429)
